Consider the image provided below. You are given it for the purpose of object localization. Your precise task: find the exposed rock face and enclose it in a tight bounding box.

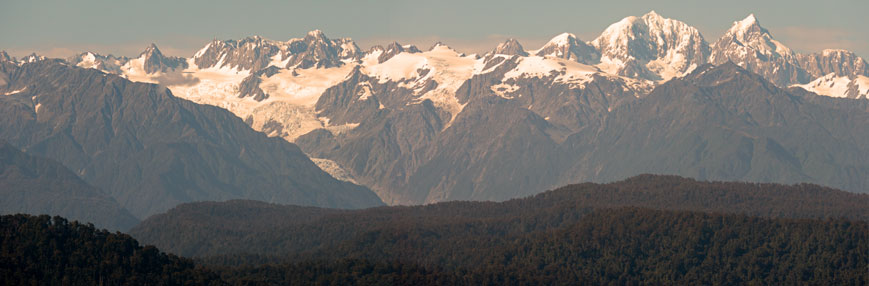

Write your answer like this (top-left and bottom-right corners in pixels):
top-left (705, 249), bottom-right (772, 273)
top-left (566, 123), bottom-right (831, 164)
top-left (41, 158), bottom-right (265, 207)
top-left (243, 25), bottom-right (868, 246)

top-left (139, 44), bottom-right (188, 74)
top-left (283, 30), bottom-right (359, 69)
top-left (492, 38), bottom-right (528, 56)
top-left (193, 36), bottom-right (283, 71)
top-left (237, 66), bottom-right (281, 101)
top-left (373, 42), bottom-right (422, 63)
top-left (799, 49), bottom-right (869, 79)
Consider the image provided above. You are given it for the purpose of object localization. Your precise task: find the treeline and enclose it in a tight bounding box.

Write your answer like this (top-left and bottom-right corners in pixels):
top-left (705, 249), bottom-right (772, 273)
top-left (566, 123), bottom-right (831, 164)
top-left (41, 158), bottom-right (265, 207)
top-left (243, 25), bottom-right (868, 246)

top-left (3, 210), bottom-right (867, 285)
top-left (131, 175), bottom-right (869, 258)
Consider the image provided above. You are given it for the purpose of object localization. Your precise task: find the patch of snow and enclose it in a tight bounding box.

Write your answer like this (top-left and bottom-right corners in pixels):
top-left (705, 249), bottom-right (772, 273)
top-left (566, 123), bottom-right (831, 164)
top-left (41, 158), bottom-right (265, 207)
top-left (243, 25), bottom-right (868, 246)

top-left (76, 52), bottom-right (99, 69)
top-left (364, 52), bottom-right (428, 83)
top-left (363, 45), bottom-right (479, 123)
top-left (357, 82), bottom-right (373, 100)
top-left (505, 56), bottom-right (598, 87)
top-left (362, 50), bottom-right (383, 66)
top-left (267, 53), bottom-right (289, 68)
top-left (412, 46), bottom-right (478, 119)
top-left (194, 42), bottom-right (212, 58)
top-left (120, 56), bottom-right (159, 84)
top-left (595, 56), bottom-right (626, 76)
top-left (161, 58), bottom-right (255, 117)
top-left (325, 122), bottom-right (360, 136)
top-left (259, 64), bottom-right (355, 107)
top-left (246, 101), bottom-right (324, 142)
top-left (3, 87), bottom-right (26, 96)
top-left (490, 83), bottom-right (520, 99)
top-left (857, 76), bottom-right (869, 98)
top-left (310, 157), bottom-right (357, 184)
top-left (795, 73), bottom-right (869, 99)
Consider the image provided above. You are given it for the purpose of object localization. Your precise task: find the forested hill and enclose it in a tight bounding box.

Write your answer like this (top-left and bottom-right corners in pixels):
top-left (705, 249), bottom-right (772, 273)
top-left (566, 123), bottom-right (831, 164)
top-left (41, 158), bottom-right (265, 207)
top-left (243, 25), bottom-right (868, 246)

top-left (3, 210), bottom-right (867, 285)
top-left (0, 214), bottom-right (221, 285)
top-left (131, 174), bottom-right (869, 257)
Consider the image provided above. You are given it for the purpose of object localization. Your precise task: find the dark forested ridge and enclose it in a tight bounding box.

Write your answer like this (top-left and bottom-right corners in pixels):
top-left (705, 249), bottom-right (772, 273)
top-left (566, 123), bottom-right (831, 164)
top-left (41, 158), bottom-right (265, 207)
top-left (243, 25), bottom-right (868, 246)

top-left (4, 209), bottom-right (868, 285)
top-left (4, 175), bottom-right (868, 285)
top-left (131, 175), bottom-right (869, 258)
top-left (215, 209), bottom-right (869, 285)
top-left (0, 214), bottom-right (221, 286)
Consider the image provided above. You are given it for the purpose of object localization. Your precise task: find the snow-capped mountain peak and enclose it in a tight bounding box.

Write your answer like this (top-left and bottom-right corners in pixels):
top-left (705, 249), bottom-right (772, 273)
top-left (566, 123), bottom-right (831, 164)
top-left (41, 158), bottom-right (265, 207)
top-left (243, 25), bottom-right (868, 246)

top-left (709, 14), bottom-right (803, 86)
top-left (726, 14), bottom-right (787, 56)
top-left (534, 33), bottom-right (599, 64)
top-left (547, 32), bottom-right (577, 47)
top-left (307, 29), bottom-right (327, 39)
top-left (429, 42), bottom-right (450, 51)
top-left (591, 10), bottom-right (708, 81)
top-left (135, 43), bottom-right (187, 74)
top-left (138, 43), bottom-right (164, 64)
top-left (302, 29), bottom-right (333, 47)
top-left (721, 14), bottom-right (793, 60)
top-left (492, 38), bottom-right (528, 56)
top-left (735, 13), bottom-right (758, 31)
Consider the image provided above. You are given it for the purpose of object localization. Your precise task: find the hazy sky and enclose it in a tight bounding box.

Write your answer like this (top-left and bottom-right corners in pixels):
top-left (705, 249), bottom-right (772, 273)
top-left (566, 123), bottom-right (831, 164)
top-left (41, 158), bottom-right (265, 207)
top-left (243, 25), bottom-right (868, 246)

top-left (2, 0), bottom-right (867, 58)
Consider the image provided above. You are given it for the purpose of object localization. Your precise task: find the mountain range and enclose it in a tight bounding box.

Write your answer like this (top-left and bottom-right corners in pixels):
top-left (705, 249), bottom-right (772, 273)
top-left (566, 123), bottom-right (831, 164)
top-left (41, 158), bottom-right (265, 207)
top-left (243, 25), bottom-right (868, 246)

top-left (1, 11), bottom-right (868, 216)
top-left (0, 58), bottom-right (383, 224)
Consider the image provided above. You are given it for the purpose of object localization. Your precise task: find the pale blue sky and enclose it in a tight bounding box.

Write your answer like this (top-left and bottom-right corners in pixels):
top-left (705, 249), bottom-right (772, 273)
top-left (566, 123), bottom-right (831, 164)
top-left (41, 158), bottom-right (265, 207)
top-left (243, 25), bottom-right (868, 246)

top-left (2, 0), bottom-right (867, 58)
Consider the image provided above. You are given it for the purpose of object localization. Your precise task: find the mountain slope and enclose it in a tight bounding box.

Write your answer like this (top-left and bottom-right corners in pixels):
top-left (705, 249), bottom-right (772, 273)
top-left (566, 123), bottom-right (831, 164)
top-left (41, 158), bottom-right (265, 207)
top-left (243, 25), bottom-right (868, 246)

top-left (799, 49), bottom-right (869, 79)
top-left (0, 141), bottom-right (138, 231)
top-left (0, 59), bottom-right (383, 219)
top-left (560, 63), bottom-right (869, 192)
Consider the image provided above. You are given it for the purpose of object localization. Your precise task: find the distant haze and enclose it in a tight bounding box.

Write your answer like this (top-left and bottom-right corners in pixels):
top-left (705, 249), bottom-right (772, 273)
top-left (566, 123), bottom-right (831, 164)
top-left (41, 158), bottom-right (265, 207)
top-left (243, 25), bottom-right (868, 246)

top-left (1, 0), bottom-right (867, 58)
